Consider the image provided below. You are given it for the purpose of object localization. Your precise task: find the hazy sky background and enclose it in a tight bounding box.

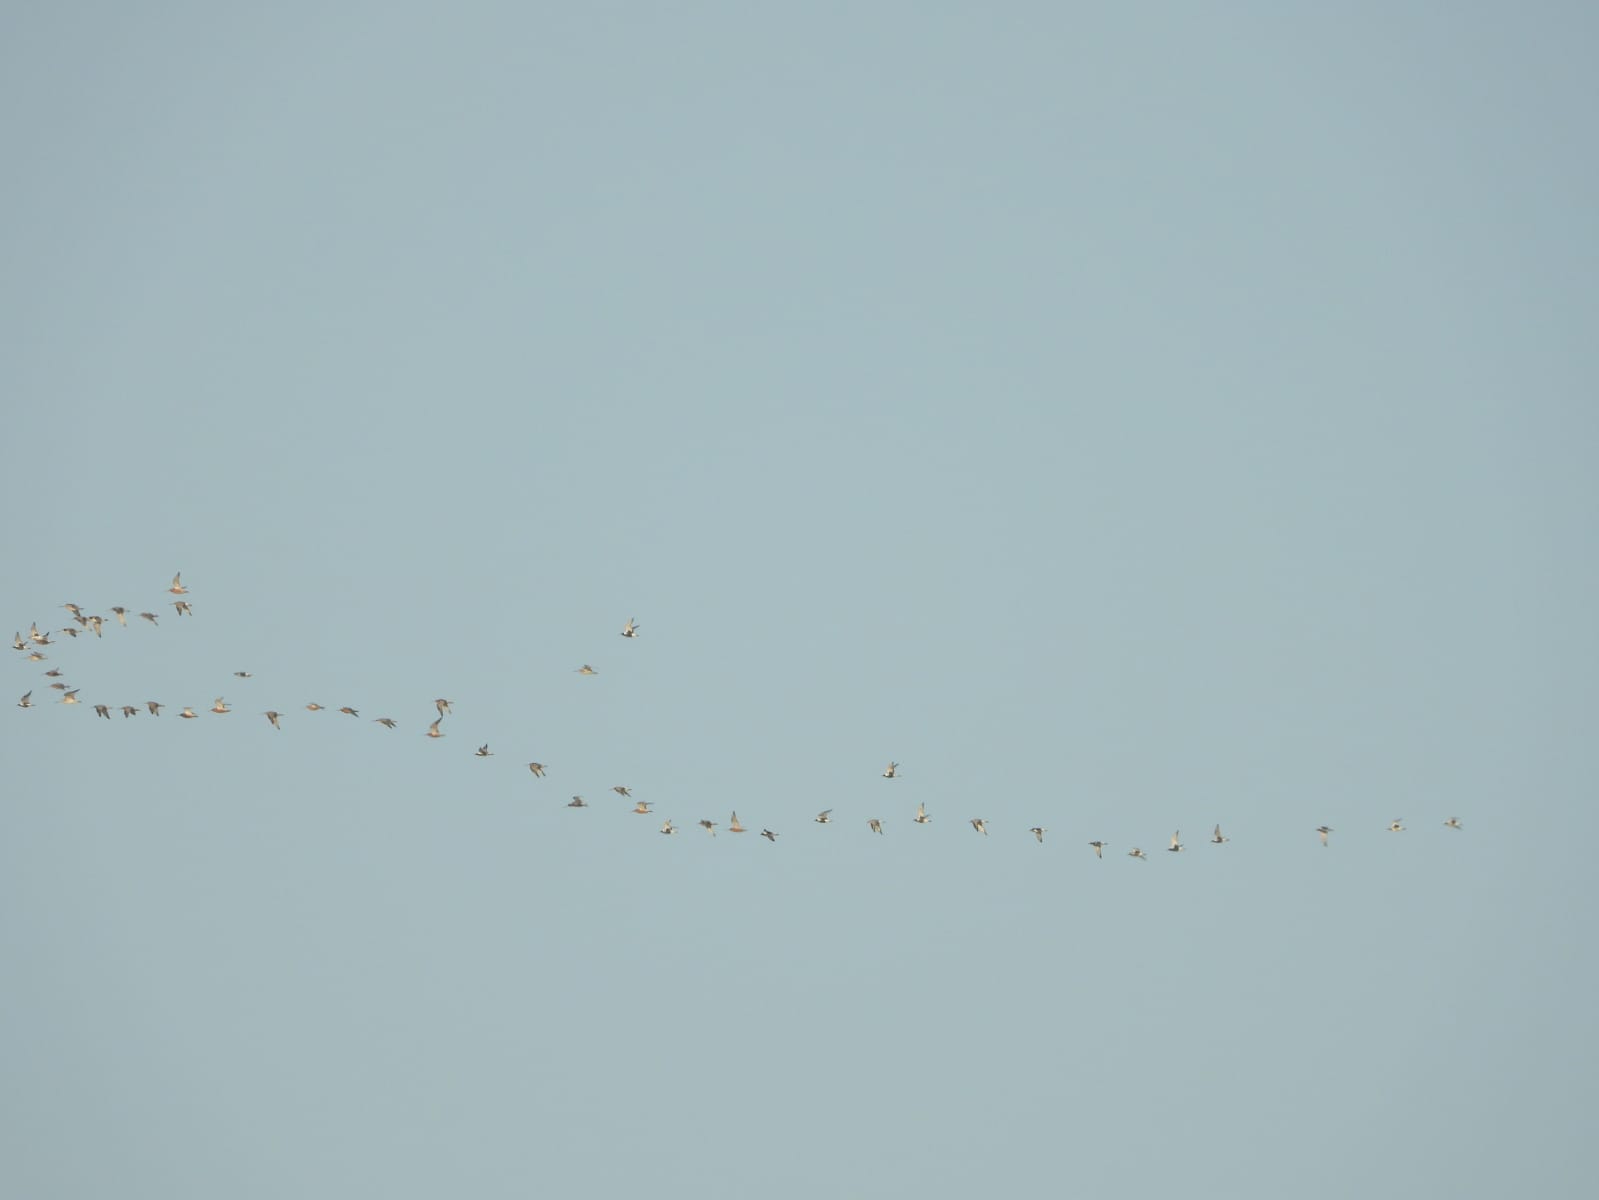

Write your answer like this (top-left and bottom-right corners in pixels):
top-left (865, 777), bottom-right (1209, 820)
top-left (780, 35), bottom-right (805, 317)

top-left (4, 4), bottom-right (1595, 1197)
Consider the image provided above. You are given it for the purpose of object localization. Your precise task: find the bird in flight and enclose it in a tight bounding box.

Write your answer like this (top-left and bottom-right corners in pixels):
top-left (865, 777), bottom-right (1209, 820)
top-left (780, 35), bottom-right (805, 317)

top-left (139, 612), bottom-right (159, 625)
top-left (1444, 817), bottom-right (1463, 830)
top-left (1316, 826), bottom-right (1334, 847)
top-left (264, 711), bottom-right (283, 729)
top-left (632, 800), bottom-right (653, 814)
top-left (234, 671), bottom-right (252, 679)
top-left (374, 717), bottom-right (397, 729)
top-left (1089, 841), bottom-right (1105, 858)
top-left (337, 706), bottom-right (358, 717)
top-left (16, 692), bottom-right (30, 708)
top-left (306, 703), bottom-right (325, 712)
top-left (1029, 827), bottom-right (1046, 843)
top-left (659, 819), bottom-right (677, 835)
top-left (527, 762), bottom-right (546, 776)
top-left (728, 812), bottom-right (747, 833)
top-left (1211, 825), bottom-right (1229, 844)
top-left (883, 762), bottom-right (899, 778)
top-left (434, 699), bottom-right (453, 717)
top-left (815, 809), bottom-right (833, 824)
top-left (1168, 831), bottom-right (1184, 853)
top-left (424, 718), bottom-right (445, 739)
top-left (94, 704), bottom-right (111, 719)
top-left (171, 600), bottom-right (193, 616)
top-left (146, 701), bottom-right (163, 716)
top-left (575, 664), bottom-right (597, 676)
top-left (110, 606), bottom-right (128, 626)
top-left (60, 689), bottom-right (80, 705)
top-left (210, 697), bottom-right (231, 714)
top-left (970, 818), bottom-right (988, 836)
top-left (621, 617), bottom-right (639, 638)
top-left (567, 796), bottom-right (587, 808)
top-left (120, 705), bottom-right (138, 718)
top-left (868, 818), bottom-right (883, 835)
top-left (1387, 819), bottom-right (1405, 833)
top-left (1128, 847), bottom-right (1147, 861)
top-left (475, 744), bottom-right (493, 757)
top-left (698, 819), bottom-right (717, 836)
top-left (913, 802), bottom-right (931, 825)
top-left (169, 572), bottom-right (188, 595)
top-left (179, 706), bottom-right (197, 719)
top-left (613, 786), bottom-right (632, 798)
top-left (87, 615), bottom-right (104, 637)
top-left (761, 829), bottom-right (778, 842)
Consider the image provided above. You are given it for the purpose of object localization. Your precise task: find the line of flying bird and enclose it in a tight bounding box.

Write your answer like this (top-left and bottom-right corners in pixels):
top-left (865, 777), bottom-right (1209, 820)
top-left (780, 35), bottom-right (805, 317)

top-left (13, 574), bottom-right (1469, 852)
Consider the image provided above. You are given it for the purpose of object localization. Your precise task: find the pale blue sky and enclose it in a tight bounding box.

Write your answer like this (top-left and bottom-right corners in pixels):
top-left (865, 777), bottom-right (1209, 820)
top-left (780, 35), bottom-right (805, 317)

top-left (4, 4), bottom-right (1596, 1197)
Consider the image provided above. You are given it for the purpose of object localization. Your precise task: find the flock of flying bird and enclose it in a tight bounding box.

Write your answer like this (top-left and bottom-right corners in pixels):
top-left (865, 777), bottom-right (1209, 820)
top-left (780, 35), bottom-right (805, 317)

top-left (13, 573), bottom-right (1470, 854)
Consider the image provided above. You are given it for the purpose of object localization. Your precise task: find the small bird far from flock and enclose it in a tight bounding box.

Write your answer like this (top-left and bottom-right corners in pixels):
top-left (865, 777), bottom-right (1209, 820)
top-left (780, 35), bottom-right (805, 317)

top-left (1030, 827), bottom-right (1046, 843)
top-left (621, 618), bottom-right (639, 638)
top-left (527, 762), bottom-right (546, 776)
top-left (869, 818), bottom-right (883, 834)
top-left (883, 762), bottom-right (899, 778)
top-left (1212, 825), bottom-right (1229, 844)
top-left (1168, 831), bottom-right (1184, 853)
top-left (914, 802), bottom-right (930, 824)
top-left (575, 665), bottom-right (597, 676)
top-left (475, 744), bottom-right (492, 757)
top-left (568, 796), bottom-right (587, 808)
top-left (815, 809), bottom-right (832, 824)
top-left (971, 818), bottom-right (987, 836)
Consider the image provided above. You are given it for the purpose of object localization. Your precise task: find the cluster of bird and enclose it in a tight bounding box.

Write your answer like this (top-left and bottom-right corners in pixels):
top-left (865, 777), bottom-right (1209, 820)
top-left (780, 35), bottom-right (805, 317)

top-left (13, 573), bottom-right (1470, 854)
